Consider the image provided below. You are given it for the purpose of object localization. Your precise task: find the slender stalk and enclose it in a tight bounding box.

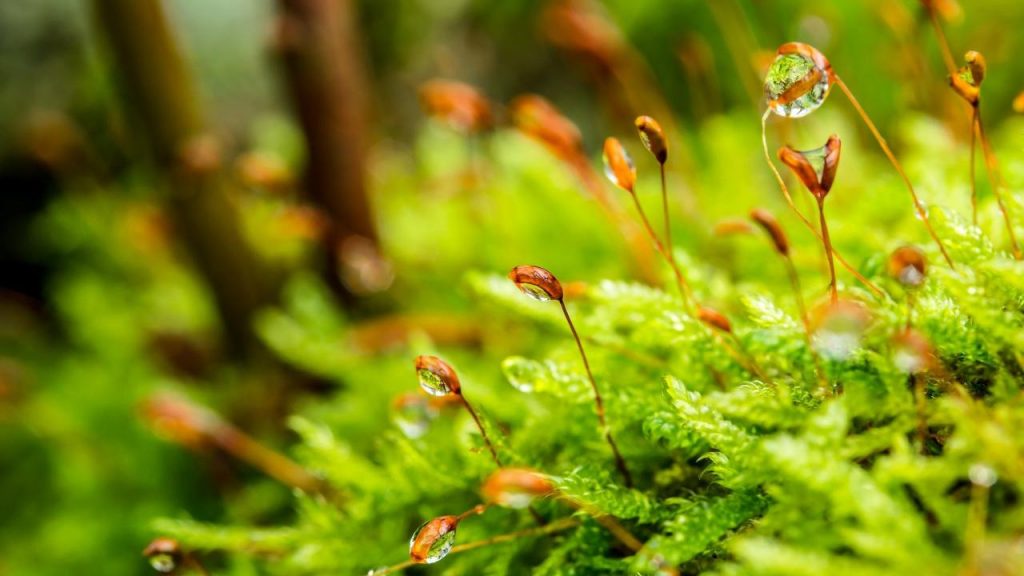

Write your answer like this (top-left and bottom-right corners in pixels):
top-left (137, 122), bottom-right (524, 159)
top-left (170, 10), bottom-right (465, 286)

top-left (373, 517), bottom-right (580, 575)
top-left (459, 396), bottom-right (503, 466)
top-left (558, 299), bottom-right (633, 488)
top-left (970, 106), bottom-right (978, 225)
top-left (783, 257), bottom-right (828, 394)
top-left (213, 422), bottom-right (324, 494)
top-left (965, 478), bottom-right (991, 573)
top-left (760, 111), bottom-right (885, 297)
top-left (974, 109), bottom-right (1023, 259)
top-left (815, 198), bottom-right (839, 303)
top-left (184, 554), bottom-right (210, 576)
top-left (925, 6), bottom-right (957, 76)
top-left (914, 372), bottom-right (928, 453)
top-left (833, 77), bottom-right (955, 267)
top-left (629, 193), bottom-right (695, 311)
top-left (660, 164), bottom-right (674, 271)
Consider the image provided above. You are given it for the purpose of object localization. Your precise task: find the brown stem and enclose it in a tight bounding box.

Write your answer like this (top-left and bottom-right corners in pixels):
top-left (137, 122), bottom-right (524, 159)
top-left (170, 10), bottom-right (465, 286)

top-left (660, 163), bottom-right (674, 271)
top-left (272, 0), bottom-right (379, 295)
top-left (91, 0), bottom-right (278, 355)
top-left (974, 106), bottom-right (1023, 259)
top-left (970, 106), bottom-right (979, 225)
top-left (373, 517), bottom-right (580, 575)
top-left (213, 423), bottom-right (324, 494)
top-left (925, 6), bottom-right (958, 76)
top-left (558, 299), bottom-right (633, 488)
top-left (760, 110), bottom-right (885, 298)
top-left (913, 372), bottom-right (928, 454)
top-left (783, 256), bottom-right (828, 394)
top-left (184, 553), bottom-right (210, 576)
top-left (816, 198), bottom-right (839, 303)
top-left (834, 76), bottom-right (955, 267)
top-left (459, 395), bottom-right (503, 466)
top-left (629, 192), bottom-right (695, 312)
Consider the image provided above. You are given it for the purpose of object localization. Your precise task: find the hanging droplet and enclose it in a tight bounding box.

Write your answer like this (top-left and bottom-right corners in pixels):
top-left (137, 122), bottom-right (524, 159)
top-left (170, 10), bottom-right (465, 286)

top-left (143, 538), bottom-right (181, 574)
top-left (812, 300), bottom-right (869, 361)
top-left (764, 43), bottom-right (832, 118)
top-left (508, 265), bottom-right (564, 301)
top-left (892, 330), bottom-right (933, 374)
top-left (602, 137), bottom-right (636, 192)
top-left (969, 464), bottom-right (998, 488)
top-left (634, 115), bottom-right (668, 164)
top-left (888, 245), bottom-right (927, 288)
top-left (391, 393), bottom-right (438, 438)
top-left (409, 516), bottom-right (459, 564)
top-left (502, 356), bottom-right (544, 393)
top-left (481, 468), bottom-right (555, 509)
top-left (414, 355), bottom-right (462, 397)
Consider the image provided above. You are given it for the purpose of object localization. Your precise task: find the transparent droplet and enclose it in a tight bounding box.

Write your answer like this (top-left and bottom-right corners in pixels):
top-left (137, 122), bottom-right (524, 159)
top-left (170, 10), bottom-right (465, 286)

top-left (410, 519), bottom-right (457, 564)
top-left (969, 464), bottom-right (997, 487)
top-left (366, 567), bottom-right (389, 575)
top-left (149, 553), bottom-right (176, 573)
top-left (602, 143), bottom-right (635, 191)
top-left (417, 368), bottom-right (453, 397)
top-left (392, 394), bottom-right (438, 438)
top-left (765, 53), bottom-right (830, 118)
top-left (897, 265), bottom-right (925, 287)
top-left (518, 282), bottom-right (554, 302)
top-left (798, 144), bottom-right (829, 182)
top-left (813, 303), bottom-right (868, 361)
top-left (893, 347), bottom-right (925, 374)
top-left (502, 356), bottom-right (545, 393)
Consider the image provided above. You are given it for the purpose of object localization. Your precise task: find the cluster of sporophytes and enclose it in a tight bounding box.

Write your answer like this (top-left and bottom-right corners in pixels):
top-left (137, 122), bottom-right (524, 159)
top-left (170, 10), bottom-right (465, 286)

top-left (146, 33), bottom-right (1024, 576)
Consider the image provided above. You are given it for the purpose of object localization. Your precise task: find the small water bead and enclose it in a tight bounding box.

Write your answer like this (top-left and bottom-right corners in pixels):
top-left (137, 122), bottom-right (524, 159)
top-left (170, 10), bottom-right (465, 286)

top-left (602, 137), bottom-right (636, 192)
top-left (764, 49), bottom-right (831, 118)
top-left (812, 301), bottom-right (869, 361)
top-left (391, 393), bottom-right (438, 438)
top-left (508, 265), bottom-right (564, 301)
top-left (414, 355), bottom-right (461, 397)
top-left (888, 245), bottom-right (927, 288)
top-left (892, 330), bottom-right (932, 374)
top-left (969, 464), bottom-right (998, 488)
top-left (148, 554), bottom-right (176, 573)
top-left (409, 516), bottom-right (459, 564)
top-left (502, 356), bottom-right (544, 393)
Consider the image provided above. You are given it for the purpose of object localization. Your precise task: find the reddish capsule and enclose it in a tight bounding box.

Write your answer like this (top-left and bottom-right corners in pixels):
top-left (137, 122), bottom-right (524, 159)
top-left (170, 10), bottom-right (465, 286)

top-left (481, 468), bottom-right (555, 509)
top-left (508, 265), bottom-right (564, 301)
top-left (887, 245), bottom-right (927, 287)
top-left (602, 137), bottom-right (637, 193)
top-left (409, 515), bottom-right (459, 564)
top-left (750, 209), bottom-right (790, 256)
top-left (778, 135), bottom-right (841, 199)
top-left (414, 355), bottom-right (462, 397)
top-left (143, 537), bottom-right (182, 573)
top-left (698, 306), bottom-right (733, 333)
top-left (418, 80), bottom-right (492, 133)
top-left (634, 115), bottom-right (668, 164)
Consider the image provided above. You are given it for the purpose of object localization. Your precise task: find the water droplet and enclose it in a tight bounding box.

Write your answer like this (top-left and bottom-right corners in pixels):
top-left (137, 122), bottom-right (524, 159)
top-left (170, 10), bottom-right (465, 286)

top-left (602, 137), bottom-right (636, 192)
top-left (149, 553), bottom-right (176, 573)
top-left (812, 301), bottom-right (869, 361)
top-left (417, 368), bottom-right (452, 396)
top-left (414, 356), bottom-right (461, 397)
top-left (502, 356), bottom-right (545, 393)
top-left (410, 516), bottom-right (458, 564)
top-left (391, 393), bottom-right (438, 438)
top-left (765, 53), bottom-right (830, 118)
top-left (508, 265), bottom-right (563, 301)
top-left (521, 283), bottom-right (554, 301)
top-left (969, 464), bottom-right (997, 487)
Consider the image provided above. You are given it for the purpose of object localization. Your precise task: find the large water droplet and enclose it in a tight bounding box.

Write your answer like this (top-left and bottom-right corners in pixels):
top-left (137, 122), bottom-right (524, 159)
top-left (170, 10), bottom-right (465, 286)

top-left (765, 53), bottom-right (830, 118)
top-left (417, 368), bottom-right (453, 397)
top-left (502, 356), bottom-right (545, 393)
top-left (149, 554), bottom-right (176, 573)
top-left (518, 282), bottom-right (554, 302)
top-left (410, 517), bottom-right (458, 564)
top-left (969, 464), bottom-right (997, 487)
top-left (812, 302), bottom-right (868, 361)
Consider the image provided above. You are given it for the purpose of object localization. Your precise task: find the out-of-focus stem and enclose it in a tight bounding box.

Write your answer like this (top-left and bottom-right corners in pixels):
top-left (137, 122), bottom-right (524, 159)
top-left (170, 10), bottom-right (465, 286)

top-left (760, 111), bottom-right (885, 297)
top-left (834, 77), bottom-right (955, 267)
top-left (629, 192), bottom-right (695, 311)
top-left (459, 396), bottom-right (503, 466)
top-left (783, 257), bottom-right (828, 393)
top-left (816, 198), bottom-right (839, 303)
top-left (272, 0), bottom-right (379, 295)
top-left (974, 109), bottom-right (1022, 259)
top-left (91, 0), bottom-right (278, 355)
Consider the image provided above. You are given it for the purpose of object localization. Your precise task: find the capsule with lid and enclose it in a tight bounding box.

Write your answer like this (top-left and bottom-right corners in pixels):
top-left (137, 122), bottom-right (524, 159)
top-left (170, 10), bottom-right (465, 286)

top-left (508, 265), bottom-right (564, 301)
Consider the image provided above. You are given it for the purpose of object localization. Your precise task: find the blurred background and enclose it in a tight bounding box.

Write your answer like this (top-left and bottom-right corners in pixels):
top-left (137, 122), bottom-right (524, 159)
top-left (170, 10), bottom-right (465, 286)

top-left (1, 0), bottom-right (1023, 574)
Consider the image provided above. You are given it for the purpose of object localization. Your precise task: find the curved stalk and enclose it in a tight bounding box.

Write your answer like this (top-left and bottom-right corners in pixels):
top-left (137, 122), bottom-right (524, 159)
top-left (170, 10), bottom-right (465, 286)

top-left (974, 109), bottom-right (1022, 259)
top-left (760, 110), bottom-right (886, 297)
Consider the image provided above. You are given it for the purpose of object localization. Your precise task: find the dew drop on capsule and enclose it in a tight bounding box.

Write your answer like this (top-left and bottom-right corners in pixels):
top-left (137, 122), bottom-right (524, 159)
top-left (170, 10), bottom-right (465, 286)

top-left (148, 554), bottom-right (176, 574)
top-left (409, 517), bottom-right (458, 564)
top-left (602, 142), bottom-right (636, 191)
top-left (417, 368), bottom-right (450, 396)
top-left (765, 53), bottom-right (830, 118)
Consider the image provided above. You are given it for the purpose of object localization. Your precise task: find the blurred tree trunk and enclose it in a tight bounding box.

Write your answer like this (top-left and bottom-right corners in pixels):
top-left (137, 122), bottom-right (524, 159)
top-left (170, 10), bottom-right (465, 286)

top-left (271, 0), bottom-right (379, 298)
top-left (91, 0), bottom-right (278, 356)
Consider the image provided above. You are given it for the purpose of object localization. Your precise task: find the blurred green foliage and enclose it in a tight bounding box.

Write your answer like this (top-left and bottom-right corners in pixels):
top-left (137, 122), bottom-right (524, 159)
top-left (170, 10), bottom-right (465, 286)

top-left (1, 1), bottom-right (1024, 575)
